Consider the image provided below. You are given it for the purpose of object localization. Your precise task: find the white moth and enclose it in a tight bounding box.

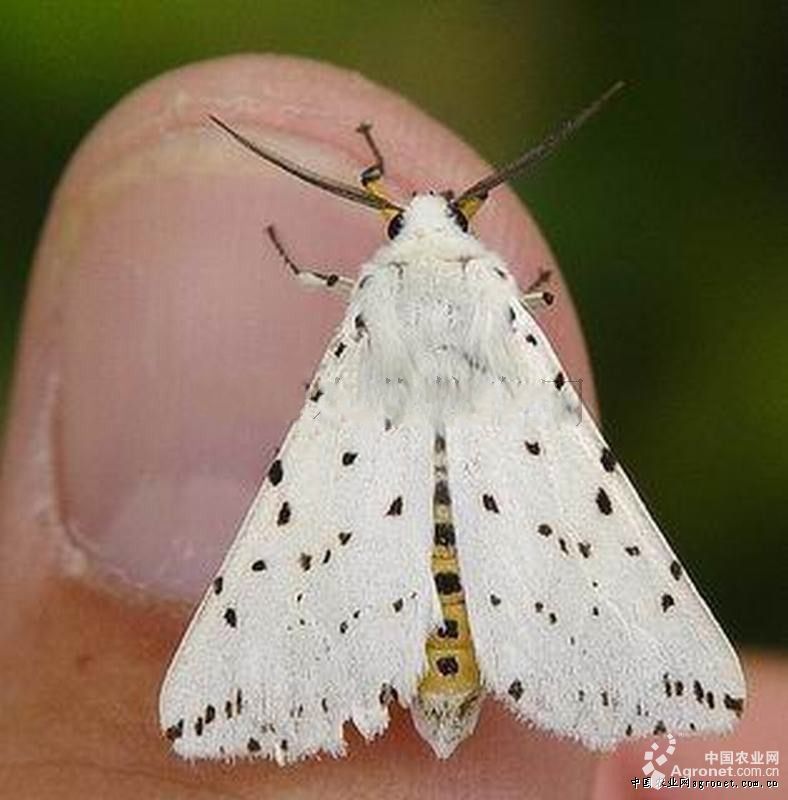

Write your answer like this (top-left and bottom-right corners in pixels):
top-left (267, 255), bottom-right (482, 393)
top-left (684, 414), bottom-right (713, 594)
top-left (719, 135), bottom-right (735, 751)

top-left (160, 83), bottom-right (745, 765)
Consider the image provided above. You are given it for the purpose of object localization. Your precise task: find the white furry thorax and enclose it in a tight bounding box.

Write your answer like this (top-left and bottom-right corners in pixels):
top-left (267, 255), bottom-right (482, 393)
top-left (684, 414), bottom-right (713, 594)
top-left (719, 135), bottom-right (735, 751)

top-left (344, 195), bottom-right (528, 424)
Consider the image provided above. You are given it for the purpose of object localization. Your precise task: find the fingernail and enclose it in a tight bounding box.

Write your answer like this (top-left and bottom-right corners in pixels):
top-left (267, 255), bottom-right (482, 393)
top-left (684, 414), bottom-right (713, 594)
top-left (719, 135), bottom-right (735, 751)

top-left (56, 82), bottom-right (387, 601)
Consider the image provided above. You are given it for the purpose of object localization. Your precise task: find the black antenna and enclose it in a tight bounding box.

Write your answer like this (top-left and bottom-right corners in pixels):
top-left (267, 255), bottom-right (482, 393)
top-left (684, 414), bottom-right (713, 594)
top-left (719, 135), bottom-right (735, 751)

top-left (209, 115), bottom-right (403, 213)
top-left (455, 81), bottom-right (625, 206)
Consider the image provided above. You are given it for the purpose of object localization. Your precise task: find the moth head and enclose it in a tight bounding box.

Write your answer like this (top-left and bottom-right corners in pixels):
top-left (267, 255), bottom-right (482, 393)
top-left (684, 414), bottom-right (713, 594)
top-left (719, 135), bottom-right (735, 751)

top-left (384, 192), bottom-right (469, 241)
top-left (209, 81), bottom-right (623, 234)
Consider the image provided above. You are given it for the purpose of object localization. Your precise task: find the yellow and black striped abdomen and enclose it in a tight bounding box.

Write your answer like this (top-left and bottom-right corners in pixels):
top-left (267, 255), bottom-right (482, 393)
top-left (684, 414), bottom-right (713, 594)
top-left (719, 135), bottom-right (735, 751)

top-left (413, 434), bottom-right (482, 757)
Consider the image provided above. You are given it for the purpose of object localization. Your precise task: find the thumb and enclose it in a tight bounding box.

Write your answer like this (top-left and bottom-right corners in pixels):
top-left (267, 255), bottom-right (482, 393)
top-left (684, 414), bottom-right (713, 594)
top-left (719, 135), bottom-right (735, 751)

top-left (0, 54), bottom-right (597, 798)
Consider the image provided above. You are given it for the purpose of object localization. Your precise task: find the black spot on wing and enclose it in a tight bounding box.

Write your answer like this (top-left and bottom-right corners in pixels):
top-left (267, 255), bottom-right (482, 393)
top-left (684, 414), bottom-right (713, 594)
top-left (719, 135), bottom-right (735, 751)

top-left (663, 673), bottom-right (672, 697)
top-left (661, 593), bottom-right (675, 612)
top-left (724, 694), bottom-right (744, 717)
top-left (670, 560), bottom-right (683, 580)
top-left (224, 608), bottom-right (237, 628)
top-left (212, 576), bottom-right (223, 595)
top-left (338, 531), bottom-right (352, 545)
top-left (538, 523), bottom-right (553, 537)
top-left (386, 496), bottom-right (404, 516)
top-left (165, 719), bottom-right (184, 741)
top-left (379, 684), bottom-right (398, 706)
top-left (554, 372), bottom-right (566, 390)
top-left (525, 440), bottom-right (541, 455)
top-left (268, 459), bottom-right (283, 485)
top-left (625, 545), bottom-right (641, 556)
top-left (596, 488), bottom-right (613, 515)
top-left (277, 501), bottom-right (291, 526)
top-left (600, 447), bottom-right (617, 472)
top-left (508, 680), bottom-right (524, 701)
top-left (252, 559), bottom-right (266, 572)
top-left (341, 451), bottom-right (358, 466)
top-left (578, 541), bottom-right (592, 558)
top-left (482, 493), bottom-right (499, 513)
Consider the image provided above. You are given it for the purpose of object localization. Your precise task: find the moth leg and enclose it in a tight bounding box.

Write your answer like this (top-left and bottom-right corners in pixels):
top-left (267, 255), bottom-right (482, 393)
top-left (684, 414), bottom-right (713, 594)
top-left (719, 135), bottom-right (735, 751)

top-left (355, 123), bottom-right (400, 217)
top-left (521, 268), bottom-right (555, 312)
top-left (356, 122), bottom-right (385, 186)
top-left (521, 290), bottom-right (555, 313)
top-left (523, 267), bottom-right (552, 294)
top-left (266, 225), bottom-right (354, 296)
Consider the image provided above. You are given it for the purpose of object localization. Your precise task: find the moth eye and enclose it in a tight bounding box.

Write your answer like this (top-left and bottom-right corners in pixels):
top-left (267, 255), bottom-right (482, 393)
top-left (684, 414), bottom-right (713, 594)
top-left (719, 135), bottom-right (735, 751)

top-left (387, 213), bottom-right (405, 240)
top-left (448, 204), bottom-right (469, 233)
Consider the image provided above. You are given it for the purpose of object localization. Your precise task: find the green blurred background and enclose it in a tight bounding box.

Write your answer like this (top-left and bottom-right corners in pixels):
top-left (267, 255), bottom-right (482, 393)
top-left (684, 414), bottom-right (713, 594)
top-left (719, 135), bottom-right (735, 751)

top-left (1, 3), bottom-right (785, 647)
